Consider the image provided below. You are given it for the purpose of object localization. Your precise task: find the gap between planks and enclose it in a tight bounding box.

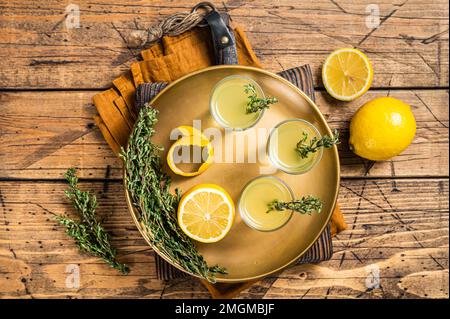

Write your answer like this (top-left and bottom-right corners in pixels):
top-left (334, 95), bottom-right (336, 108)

top-left (0, 86), bottom-right (449, 92)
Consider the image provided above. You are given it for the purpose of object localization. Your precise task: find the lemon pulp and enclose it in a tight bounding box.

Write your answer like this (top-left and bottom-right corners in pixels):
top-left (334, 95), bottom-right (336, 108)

top-left (322, 48), bottom-right (373, 101)
top-left (178, 184), bottom-right (235, 243)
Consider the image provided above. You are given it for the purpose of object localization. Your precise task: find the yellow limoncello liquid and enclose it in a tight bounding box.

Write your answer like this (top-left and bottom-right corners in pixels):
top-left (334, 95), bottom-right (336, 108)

top-left (268, 119), bottom-right (322, 174)
top-left (239, 176), bottom-right (293, 231)
top-left (210, 75), bottom-right (264, 130)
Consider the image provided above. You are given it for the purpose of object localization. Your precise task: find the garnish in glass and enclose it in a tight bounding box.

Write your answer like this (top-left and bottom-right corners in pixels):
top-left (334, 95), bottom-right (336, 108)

top-left (239, 176), bottom-right (294, 232)
top-left (296, 129), bottom-right (340, 159)
top-left (267, 195), bottom-right (323, 215)
top-left (244, 83), bottom-right (278, 114)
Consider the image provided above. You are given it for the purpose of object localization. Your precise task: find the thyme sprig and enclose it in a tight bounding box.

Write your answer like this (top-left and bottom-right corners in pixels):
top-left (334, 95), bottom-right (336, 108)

top-left (55, 168), bottom-right (129, 274)
top-left (296, 129), bottom-right (340, 159)
top-left (244, 83), bottom-right (278, 114)
top-left (267, 196), bottom-right (323, 215)
top-left (121, 104), bottom-right (226, 283)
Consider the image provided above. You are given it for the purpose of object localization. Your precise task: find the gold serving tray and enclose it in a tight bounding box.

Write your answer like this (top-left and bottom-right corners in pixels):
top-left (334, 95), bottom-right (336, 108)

top-left (125, 65), bottom-right (340, 283)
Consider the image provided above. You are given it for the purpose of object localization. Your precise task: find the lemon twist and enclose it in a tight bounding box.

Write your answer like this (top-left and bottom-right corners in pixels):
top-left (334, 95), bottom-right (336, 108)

top-left (167, 126), bottom-right (214, 177)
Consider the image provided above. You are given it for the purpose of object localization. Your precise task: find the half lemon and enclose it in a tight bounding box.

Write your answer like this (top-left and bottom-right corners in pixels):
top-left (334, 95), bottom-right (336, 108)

top-left (322, 48), bottom-right (373, 101)
top-left (178, 184), bottom-right (235, 243)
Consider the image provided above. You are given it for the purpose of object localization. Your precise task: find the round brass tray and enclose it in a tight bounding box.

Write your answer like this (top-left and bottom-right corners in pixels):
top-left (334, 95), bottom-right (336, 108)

top-left (125, 65), bottom-right (340, 283)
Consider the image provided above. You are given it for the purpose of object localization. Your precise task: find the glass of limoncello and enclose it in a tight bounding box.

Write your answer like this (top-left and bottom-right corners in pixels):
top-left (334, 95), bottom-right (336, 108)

top-left (238, 176), bottom-right (294, 232)
top-left (267, 119), bottom-right (323, 174)
top-left (210, 75), bottom-right (265, 130)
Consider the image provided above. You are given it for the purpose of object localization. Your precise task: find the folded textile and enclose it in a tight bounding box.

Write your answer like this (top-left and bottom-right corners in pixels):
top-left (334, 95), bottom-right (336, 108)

top-left (93, 26), bottom-right (261, 155)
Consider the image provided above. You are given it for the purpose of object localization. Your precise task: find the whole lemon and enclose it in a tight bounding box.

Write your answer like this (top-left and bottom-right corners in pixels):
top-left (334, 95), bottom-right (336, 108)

top-left (349, 97), bottom-right (416, 161)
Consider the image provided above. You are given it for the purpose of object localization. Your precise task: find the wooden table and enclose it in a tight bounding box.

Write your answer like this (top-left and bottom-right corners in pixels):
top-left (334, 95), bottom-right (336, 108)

top-left (0, 0), bottom-right (448, 299)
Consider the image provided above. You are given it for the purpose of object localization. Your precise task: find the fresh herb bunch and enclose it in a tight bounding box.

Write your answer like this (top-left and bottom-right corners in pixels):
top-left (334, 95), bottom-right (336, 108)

top-left (267, 196), bottom-right (323, 215)
top-left (121, 104), bottom-right (226, 283)
top-left (244, 84), bottom-right (278, 114)
top-left (296, 129), bottom-right (340, 159)
top-left (55, 168), bottom-right (129, 274)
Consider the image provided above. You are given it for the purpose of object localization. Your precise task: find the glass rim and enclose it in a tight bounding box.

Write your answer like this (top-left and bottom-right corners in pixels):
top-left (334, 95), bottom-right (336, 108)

top-left (267, 118), bottom-right (324, 175)
top-left (209, 75), bottom-right (266, 131)
top-left (238, 175), bottom-right (294, 232)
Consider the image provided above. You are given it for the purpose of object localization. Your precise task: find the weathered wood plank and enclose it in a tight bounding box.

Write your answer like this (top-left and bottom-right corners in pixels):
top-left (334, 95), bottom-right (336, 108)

top-left (1, 89), bottom-right (447, 179)
top-left (0, 178), bottom-right (447, 298)
top-left (0, 0), bottom-right (447, 89)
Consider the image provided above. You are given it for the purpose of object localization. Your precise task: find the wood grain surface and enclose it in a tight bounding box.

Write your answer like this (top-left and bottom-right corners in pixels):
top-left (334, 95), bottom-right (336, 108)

top-left (0, 0), bottom-right (448, 89)
top-left (0, 0), bottom-right (448, 299)
top-left (0, 89), bottom-right (447, 179)
top-left (0, 178), bottom-right (448, 298)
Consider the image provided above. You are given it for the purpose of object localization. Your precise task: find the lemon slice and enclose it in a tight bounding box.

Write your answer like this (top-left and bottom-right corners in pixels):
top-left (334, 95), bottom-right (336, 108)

top-left (167, 126), bottom-right (213, 177)
top-left (322, 48), bottom-right (373, 101)
top-left (178, 184), bottom-right (235, 243)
